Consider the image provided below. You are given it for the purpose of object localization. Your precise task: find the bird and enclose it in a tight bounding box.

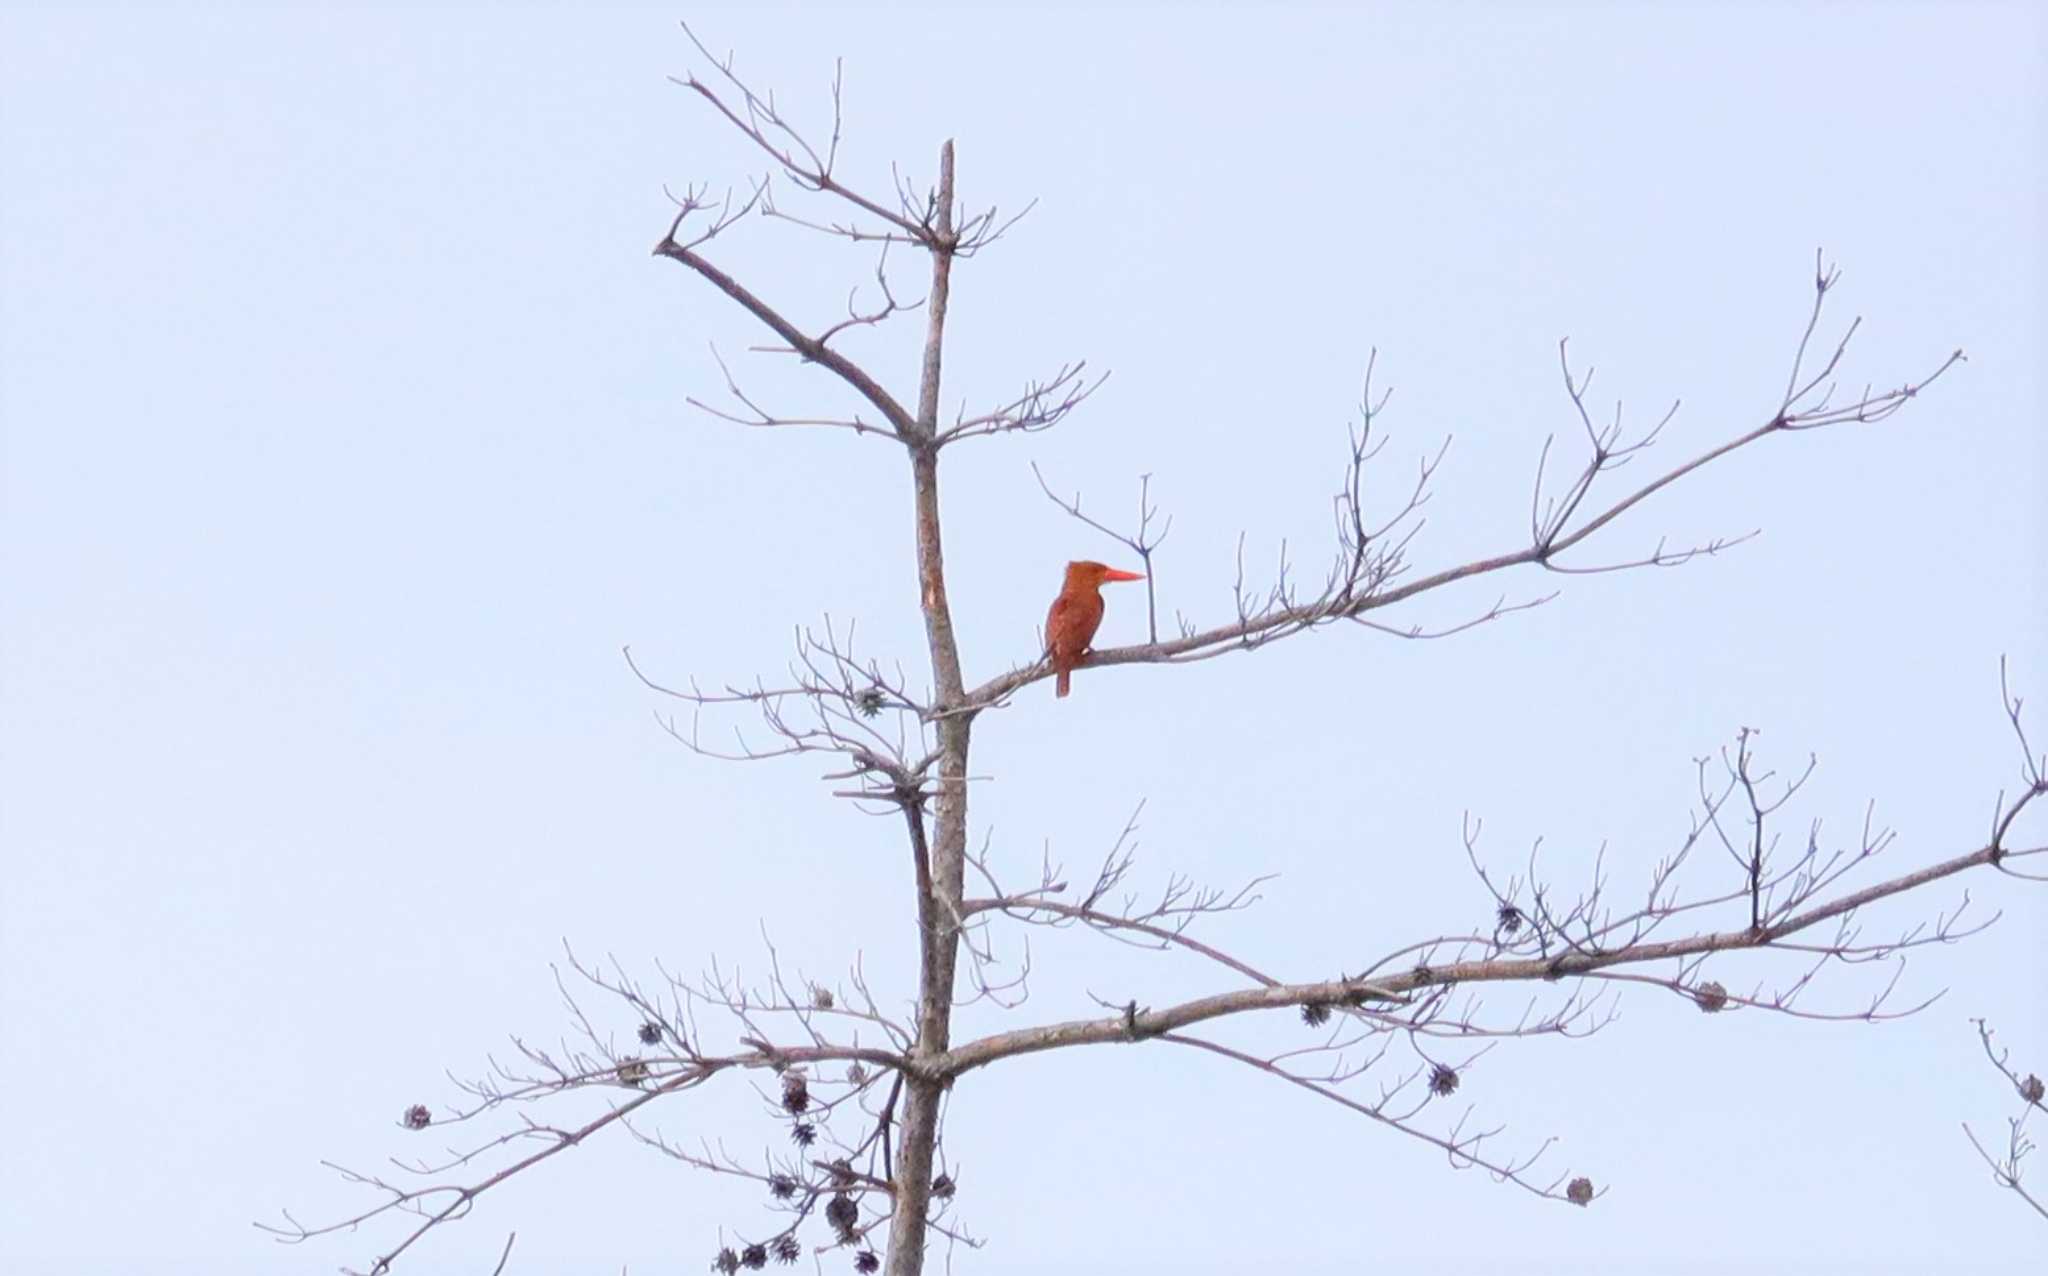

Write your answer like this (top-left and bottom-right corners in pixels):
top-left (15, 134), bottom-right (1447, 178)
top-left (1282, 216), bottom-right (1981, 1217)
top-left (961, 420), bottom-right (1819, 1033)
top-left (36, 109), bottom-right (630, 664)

top-left (1044, 560), bottom-right (1144, 698)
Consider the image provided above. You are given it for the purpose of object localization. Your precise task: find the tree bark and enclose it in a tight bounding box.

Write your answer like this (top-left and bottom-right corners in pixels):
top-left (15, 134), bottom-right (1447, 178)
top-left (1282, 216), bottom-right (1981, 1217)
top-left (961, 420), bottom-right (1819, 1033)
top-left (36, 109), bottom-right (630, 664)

top-left (886, 139), bottom-right (963, 1276)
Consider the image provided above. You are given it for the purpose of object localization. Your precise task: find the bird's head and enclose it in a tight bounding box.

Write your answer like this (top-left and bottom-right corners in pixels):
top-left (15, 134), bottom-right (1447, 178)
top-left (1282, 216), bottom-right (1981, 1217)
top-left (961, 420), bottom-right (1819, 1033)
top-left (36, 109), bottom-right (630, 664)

top-left (1064, 560), bottom-right (1146, 589)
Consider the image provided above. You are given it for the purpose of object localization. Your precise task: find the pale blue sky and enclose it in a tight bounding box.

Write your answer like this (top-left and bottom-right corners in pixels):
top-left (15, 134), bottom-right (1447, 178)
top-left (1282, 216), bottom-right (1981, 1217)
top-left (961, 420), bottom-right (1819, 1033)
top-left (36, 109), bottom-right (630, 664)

top-left (2, 3), bottom-right (2043, 1273)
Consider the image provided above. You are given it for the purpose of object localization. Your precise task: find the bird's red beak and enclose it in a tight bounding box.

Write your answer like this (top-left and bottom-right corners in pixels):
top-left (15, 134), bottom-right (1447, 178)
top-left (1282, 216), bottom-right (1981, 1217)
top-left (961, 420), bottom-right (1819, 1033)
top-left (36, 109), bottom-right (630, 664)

top-left (1102, 568), bottom-right (1145, 582)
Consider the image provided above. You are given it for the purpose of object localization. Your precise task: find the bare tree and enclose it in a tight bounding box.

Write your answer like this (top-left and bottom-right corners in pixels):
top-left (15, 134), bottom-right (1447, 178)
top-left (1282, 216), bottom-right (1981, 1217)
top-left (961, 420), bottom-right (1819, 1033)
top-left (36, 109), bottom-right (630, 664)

top-left (264, 30), bottom-right (2043, 1276)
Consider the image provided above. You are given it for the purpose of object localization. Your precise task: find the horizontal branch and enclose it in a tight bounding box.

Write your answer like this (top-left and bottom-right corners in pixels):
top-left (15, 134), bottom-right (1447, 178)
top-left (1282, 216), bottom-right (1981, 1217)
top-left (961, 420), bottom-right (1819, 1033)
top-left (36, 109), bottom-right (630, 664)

top-left (966, 542), bottom-right (1537, 706)
top-left (937, 836), bottom-right (2029, 1076)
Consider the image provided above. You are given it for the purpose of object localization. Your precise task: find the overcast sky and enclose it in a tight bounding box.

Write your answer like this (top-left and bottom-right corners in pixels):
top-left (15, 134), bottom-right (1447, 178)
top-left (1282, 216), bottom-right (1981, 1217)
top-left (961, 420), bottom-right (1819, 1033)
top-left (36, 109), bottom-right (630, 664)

top-left (3, 3), bottom-right (2044, 1273)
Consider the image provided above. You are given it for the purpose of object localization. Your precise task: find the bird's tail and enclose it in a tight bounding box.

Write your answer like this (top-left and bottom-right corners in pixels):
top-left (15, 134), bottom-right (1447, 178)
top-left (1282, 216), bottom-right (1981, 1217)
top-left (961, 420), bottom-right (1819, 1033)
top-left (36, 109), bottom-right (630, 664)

top-left (1056, 668), bottom-right (1071, 698)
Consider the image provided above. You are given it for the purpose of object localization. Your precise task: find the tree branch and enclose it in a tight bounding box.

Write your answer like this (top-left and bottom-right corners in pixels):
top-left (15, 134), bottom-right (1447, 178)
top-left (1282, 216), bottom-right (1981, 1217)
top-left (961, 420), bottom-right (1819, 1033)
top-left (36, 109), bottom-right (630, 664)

top-left (939, 825), bottom-right (2031, 1077)
top-left (964, 271), bottom-right (1963, 709)
top-left (654, 229), bottom-right (918, 437)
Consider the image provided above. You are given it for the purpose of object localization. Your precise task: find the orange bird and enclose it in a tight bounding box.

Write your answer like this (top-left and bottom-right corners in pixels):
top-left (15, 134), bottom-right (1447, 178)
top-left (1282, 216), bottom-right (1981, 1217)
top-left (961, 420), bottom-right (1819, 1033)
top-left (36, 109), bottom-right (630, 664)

top-left (1044, 560), bottom-right (1145, 698)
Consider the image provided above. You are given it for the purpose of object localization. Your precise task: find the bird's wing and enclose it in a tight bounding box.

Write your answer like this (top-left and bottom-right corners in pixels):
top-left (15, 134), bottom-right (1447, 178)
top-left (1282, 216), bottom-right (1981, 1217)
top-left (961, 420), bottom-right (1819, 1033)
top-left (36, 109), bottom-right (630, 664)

top-left (1045, 594), bottom-right (1074, 654)
top-left (1045, 591), bottom-right (1104, 658)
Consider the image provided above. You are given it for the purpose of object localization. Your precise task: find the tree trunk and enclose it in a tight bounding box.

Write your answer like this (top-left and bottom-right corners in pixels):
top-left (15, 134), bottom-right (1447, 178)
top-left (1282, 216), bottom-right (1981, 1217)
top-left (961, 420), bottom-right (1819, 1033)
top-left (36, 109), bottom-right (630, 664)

top-left (887, 141), bottom-right (964, 1276)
